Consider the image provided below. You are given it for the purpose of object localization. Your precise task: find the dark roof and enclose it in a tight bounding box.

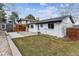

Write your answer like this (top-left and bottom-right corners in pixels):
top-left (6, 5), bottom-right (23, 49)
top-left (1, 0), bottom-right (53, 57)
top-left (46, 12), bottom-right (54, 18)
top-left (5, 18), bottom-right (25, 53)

top-left (17, 18), bottom-right (35, 22)
top-left (29, 15), bottom-right (74, 24)
top-left (17, 18), bottom-right (27, 22)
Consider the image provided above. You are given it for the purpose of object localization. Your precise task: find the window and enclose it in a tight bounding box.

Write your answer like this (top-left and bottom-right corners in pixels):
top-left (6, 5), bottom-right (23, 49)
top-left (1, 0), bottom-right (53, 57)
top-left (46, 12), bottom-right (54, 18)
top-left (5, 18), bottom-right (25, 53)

top-left (2, 24), bottom-right (5, 29)
top-left (2, 24), bottom-right (6, 30)
top-left (48, 23), bottom-right (54, 29)
top-left (40, 24), bottom-right (43, 27)
top-left (9, 21), bottom-right (12, 23)
top-left (31, 24), bottom-right (33, 28)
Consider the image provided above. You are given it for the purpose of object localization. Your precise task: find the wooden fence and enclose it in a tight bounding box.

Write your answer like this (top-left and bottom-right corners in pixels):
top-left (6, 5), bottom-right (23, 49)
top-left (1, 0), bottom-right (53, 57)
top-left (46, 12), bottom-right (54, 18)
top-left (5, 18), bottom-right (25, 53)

top-left (13, 24), bottom-right (26, 32)
top-left (66, 28), bottom-right (79, 40)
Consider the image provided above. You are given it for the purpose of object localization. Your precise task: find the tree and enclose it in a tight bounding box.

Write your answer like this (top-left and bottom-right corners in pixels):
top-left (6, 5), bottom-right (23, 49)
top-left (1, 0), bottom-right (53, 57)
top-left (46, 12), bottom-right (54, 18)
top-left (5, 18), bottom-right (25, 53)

top-left (0, 3), bottom-right (6, 22)
top-left (11, 11), bottom-right (19, 19)
top-left (9, 11), bottom-right (19, 23)
top-left (25, 14), bottom-right (36, 20)
top-left (0, 3), bottom-right (4, 10)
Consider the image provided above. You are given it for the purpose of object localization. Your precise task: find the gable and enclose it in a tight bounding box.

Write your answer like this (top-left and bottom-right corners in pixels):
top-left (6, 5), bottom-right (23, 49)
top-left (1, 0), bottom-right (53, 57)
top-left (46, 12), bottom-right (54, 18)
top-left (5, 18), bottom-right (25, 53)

top-left (62, 17), bottom-right (74, 24)
top-left (69, 16), bottom-right (74, 23)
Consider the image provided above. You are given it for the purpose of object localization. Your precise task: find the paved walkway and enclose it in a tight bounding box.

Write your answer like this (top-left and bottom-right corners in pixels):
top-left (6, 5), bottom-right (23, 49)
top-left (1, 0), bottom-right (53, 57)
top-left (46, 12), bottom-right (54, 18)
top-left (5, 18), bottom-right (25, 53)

top-left (7, 35), bottom-right (22, 56)
top-left (8, 32), bottom-right (37, 38)
top-left (0, 31), bottom-right (12, 56)
top-left (0, 31), bottom-right (37, 56)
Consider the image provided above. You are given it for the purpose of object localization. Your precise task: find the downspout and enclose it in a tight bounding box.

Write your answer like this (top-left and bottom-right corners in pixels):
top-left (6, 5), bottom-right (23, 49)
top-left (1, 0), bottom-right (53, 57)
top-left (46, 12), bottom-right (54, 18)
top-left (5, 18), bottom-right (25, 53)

top-left (37, 23), bottom-right (40, 35)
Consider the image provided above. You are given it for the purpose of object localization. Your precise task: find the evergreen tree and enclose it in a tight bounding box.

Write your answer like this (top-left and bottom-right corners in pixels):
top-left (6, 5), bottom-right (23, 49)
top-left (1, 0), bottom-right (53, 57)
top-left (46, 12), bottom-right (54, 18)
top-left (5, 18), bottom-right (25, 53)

top-left (0, 3), bottom-right (6, 22)
top-left (25, 14), bottom-right (36, 20)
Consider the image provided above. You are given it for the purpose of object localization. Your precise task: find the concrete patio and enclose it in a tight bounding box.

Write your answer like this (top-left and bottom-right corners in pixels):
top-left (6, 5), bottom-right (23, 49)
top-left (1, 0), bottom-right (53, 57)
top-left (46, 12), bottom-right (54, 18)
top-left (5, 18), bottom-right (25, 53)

top-left (0, 31), bottom-right (38, 56)
top-left (8, 31), bottom-right (38, 38)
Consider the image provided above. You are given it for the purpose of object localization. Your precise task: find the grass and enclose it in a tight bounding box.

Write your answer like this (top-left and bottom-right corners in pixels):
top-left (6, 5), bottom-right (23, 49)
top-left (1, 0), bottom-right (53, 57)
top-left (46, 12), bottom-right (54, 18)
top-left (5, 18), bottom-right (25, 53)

top-left (12, 35), bottom-right (79, 56)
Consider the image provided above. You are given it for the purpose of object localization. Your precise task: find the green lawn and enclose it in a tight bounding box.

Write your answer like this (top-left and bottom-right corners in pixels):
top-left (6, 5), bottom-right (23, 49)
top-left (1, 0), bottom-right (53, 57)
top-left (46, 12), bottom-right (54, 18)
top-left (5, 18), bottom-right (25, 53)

top-left (12, 35), bottom-right (79, 56)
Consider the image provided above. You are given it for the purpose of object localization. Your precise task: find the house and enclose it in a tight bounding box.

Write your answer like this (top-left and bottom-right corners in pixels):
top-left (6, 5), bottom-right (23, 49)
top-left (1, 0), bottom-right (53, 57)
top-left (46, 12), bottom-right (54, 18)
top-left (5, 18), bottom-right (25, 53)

top-left (0, 18), bottom-right (27, 32)
top-left (13, 18), bottom-right (28, 32)
top-left (28, 15), bottom-right (74, 37)
top-left (13, 18), bottom-right (35, 32)
top-left (0, 16), bottom-right (14, 32)
top-left (0, 16), bottom-right (35, 32)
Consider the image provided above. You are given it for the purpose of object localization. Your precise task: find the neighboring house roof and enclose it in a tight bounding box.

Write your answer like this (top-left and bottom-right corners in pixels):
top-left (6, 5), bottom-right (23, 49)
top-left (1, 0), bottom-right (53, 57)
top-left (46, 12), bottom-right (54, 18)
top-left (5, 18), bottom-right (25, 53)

top-left (17, 18), bottom-right (27, 22)
top-left (29, 15), bottom-right (74, 24)
top-left (17, 18), bottom-right (35, 22)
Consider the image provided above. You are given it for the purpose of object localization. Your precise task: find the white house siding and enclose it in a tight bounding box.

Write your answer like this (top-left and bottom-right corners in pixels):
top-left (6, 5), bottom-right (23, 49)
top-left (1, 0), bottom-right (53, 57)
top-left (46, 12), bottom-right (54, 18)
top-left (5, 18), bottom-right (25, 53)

top-left (28, 17), bottom-right (73, 38)
top-left (60, 17), bottom-right (73, 37)
top-left (39, 24), bottom-right (48, 34)
top-left (39, 23), bottom-right (63, 37)
top-left (28, 24), bottom-right (38, 32)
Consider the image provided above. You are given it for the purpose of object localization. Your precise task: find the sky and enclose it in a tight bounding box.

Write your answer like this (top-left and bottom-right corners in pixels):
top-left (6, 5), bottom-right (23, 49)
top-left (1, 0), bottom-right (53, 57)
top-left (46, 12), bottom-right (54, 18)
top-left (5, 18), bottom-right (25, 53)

top-left (4, 3), bottom-right (79, 20)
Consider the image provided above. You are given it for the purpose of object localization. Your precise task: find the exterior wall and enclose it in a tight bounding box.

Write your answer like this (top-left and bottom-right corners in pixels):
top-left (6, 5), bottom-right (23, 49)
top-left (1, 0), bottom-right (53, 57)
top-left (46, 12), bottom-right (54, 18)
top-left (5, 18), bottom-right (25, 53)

top-left (28, 23), bottom-right (63, 37)
top-left (6, 23), bottom-right (13, 32)
top-left (60, 17), bottom-right (73, 37)
top-left (21, 21), bottom-right (26, 24)
top-left (28, 24), bottom-right (38, 32)
top-left (18, 21), bottom-right (26, 25)
top-left (39, 23), bottom-right (63, 37)
top-left (28, 17), bottom-right (73, 37)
